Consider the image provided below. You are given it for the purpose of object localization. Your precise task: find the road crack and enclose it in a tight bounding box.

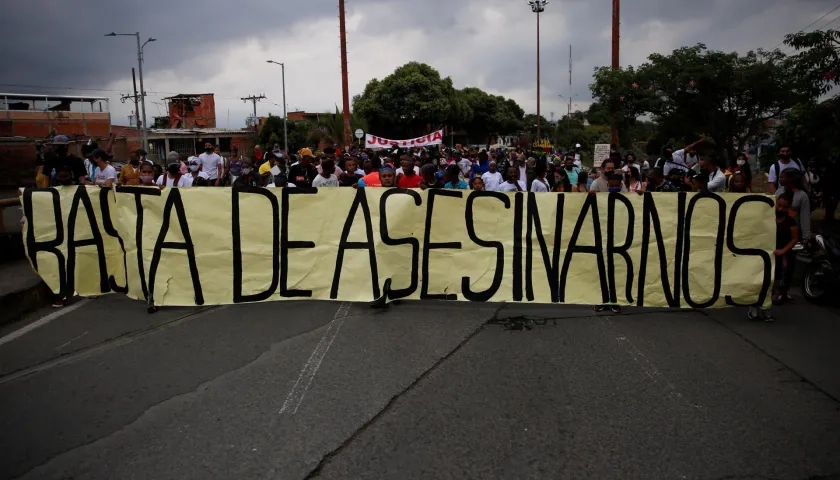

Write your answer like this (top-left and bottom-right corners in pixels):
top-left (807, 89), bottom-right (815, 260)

top-left (300, 303), bottom-right (507, 479)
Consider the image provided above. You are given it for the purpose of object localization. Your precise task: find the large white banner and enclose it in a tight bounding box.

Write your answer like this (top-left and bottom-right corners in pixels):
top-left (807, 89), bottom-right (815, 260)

top-left (365, 130), bottom-right (444, 149)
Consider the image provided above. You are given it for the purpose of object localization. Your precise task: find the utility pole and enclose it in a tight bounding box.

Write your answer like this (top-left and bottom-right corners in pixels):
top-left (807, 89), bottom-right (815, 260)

top-left (105, 32), bottom-right (156, 152)
top-left (568, 45), bottom-right (572, 131)
top-left (267, 60), bottom-right (289, 153)
top-left (611, 0), bottom-right (621, 146)
top-left (241, 94), bottom-right (266, 133)
top-left (338, 0), bottom-right (352, 149)
top-left (119, 68), bottom-right (142, 137)
top-left (529, 1), bottom-right (547, 141)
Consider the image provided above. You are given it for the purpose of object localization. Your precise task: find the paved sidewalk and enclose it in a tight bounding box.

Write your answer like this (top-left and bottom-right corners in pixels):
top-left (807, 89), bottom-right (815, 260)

top-left (0, 259), bottom-right (50, 327)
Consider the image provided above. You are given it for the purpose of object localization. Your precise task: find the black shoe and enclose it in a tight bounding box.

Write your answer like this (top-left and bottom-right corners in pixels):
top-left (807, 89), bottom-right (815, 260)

top-left (369, 279), bottom-right (393, 309)
top-left (609, 305), bottom-right (623, 314)
top-left (594, 305), bottom-right (606, 312)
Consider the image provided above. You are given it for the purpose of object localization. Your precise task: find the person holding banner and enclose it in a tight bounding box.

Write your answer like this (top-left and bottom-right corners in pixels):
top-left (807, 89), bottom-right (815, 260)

top-left (396, 156), bottom-right (422, 188)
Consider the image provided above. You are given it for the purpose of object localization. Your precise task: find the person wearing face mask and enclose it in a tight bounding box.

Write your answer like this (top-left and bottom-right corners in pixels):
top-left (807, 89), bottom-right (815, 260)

top-left (198, 142), bottom-right (223, 186)
top-left (157, 159), bottom-right (192, 187)
top-left (138, 162), bottom-right (159, 188)
top-left (727, 153), bottom-right (752, 190)
top-left (187, 157), bottom-right (209, 185)
top-left (232, 159), bottom-right (262, 188)
top-left (118, 148), bottom-right (143, 185)
top-left (43, 135), bottom-right (87, 185)
top-left (562, 154), bottom-right (581, 185)
top-left (588, 159), bottom-right (627, 193)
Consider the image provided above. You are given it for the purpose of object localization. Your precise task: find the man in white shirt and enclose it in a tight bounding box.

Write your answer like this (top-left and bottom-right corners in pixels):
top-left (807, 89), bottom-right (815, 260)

top-left (498, 165), bottom-right (527, 192)
top-left (481, 161), bottom-right (503, 192)
top-left (312, 158), bottom-right (340, 187)
top-left (767, 145), bottom-right (803, 194)
top-left (663, 138), bottom-right (704, 177)
top-left (573, 144), bottom-right (582, 168)
top-left (198, 141), bottom-right (223, 185)
top-left (698, 157), bottom-right (726, 192)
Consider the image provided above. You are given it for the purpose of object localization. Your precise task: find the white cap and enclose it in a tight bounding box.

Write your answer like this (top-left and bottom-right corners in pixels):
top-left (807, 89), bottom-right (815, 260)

top-left (575, 143), bottom-right (581, 148)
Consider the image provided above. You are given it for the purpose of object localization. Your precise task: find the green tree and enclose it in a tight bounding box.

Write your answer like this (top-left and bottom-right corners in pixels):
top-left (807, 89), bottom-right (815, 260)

top-left (585, 101), bottom-right (612, 126)
top-left (590, 44), bottom-right (809, 160)
top-left (353, 62), bottom-right (524, 141)
top-left (775, 97), bottom-right (840, 162)
top-left (459, 87), bottom-right (524, 144)
top-left (258, 114), bottom-right (313, 154)
top-left (353, 62), bottom-right (466, 138)
top-left (785, 29), bottom-right (840, 98)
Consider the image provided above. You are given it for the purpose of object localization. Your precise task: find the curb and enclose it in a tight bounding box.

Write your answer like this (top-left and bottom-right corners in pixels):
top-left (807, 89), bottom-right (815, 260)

top-left (0, 280), bottom-right (53, 328)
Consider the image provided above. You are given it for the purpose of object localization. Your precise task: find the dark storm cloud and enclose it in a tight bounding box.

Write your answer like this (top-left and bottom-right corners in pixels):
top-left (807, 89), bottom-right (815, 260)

top-left (3, 0), bottom-right (839, 116)
top-left (0, 0), bottom-right (329, 91)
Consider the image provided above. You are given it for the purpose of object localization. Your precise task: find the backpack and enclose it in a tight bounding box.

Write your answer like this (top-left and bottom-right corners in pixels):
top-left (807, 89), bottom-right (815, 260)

top-left (773, 158), bottom-right (803, 181)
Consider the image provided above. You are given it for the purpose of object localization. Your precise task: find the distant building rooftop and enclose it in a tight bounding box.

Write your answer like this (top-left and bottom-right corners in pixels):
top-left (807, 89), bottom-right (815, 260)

top-left (0, 93), bottom-right (110, 103)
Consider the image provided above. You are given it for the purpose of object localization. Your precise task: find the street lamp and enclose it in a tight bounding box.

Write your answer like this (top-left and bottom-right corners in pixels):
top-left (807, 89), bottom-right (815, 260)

top-left (558, 94), bottom-right (578, 129)
top-left (529, 1), bottom-right (547, 140)
top-left (106, 32), bottom-right (155, 153)
top-left (266, 60), bottom-right (288, 154)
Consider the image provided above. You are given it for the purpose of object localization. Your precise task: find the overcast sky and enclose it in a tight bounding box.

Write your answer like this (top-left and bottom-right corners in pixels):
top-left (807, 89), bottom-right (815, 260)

top-left (1, 0), bottom-right (837, 130)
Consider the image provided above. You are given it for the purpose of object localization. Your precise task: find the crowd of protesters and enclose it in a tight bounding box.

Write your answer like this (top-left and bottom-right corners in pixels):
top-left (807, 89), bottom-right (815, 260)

top-left (37, 134), bottom-right (839, 319)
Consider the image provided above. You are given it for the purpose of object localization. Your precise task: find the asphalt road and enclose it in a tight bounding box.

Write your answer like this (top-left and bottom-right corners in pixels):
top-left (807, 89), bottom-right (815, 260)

top-left (0, 295), bottom-right (838, 480)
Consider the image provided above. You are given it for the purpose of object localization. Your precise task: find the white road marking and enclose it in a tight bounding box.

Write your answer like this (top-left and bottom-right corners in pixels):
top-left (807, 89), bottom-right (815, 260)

top-left (280, 302), bottom-right (352, 415)
top-left (0, 298), bottom-right (93, 348)
top-left (54, 331), bottom-right (89, 351)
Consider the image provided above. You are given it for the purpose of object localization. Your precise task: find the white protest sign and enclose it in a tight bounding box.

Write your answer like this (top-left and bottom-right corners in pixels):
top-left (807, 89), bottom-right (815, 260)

top-left (593, 144), bottom-right (611, 168)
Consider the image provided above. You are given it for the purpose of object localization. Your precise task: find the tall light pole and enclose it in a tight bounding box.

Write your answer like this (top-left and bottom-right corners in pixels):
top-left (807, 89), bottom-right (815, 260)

top-left (610, 0), bottom-right (621, 146)
top-left (266, 60), bottom-right (288, 153)
top-left (529, 1), bottom-right (547, 141)
top-left (338, 0), bottom-right (352, 149)
top-left (106, 32), bottom-right (155, 153)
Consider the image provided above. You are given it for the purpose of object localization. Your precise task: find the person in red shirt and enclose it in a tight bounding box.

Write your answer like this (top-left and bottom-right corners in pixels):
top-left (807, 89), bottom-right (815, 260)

top-left (396, 155), bottom-right (422, 188)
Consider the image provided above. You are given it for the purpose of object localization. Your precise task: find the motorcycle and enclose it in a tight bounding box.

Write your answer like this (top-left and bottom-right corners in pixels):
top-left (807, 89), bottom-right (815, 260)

top-left (801, 231), bottom-right (840, 303)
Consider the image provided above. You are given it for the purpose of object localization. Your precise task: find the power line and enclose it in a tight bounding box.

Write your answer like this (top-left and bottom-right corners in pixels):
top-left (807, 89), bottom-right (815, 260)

top-left (0, 83), bottom-right (244, 100)
top-left (771, 1), bottom-right (840, 51)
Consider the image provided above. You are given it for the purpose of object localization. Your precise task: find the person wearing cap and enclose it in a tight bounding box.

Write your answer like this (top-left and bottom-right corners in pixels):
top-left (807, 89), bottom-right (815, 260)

top-left (573, 143), bottom-right (583, 168)
top-left (186, 156), bottom-right (210, 185)
top-left (43, 135), bottom-right (87, 185)
top-left (91, 149), bottom-right (117, 187)
top-left (289, 148), bottom-right (318, 188)
top-left (358, 166), bottom-right (396, 188)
